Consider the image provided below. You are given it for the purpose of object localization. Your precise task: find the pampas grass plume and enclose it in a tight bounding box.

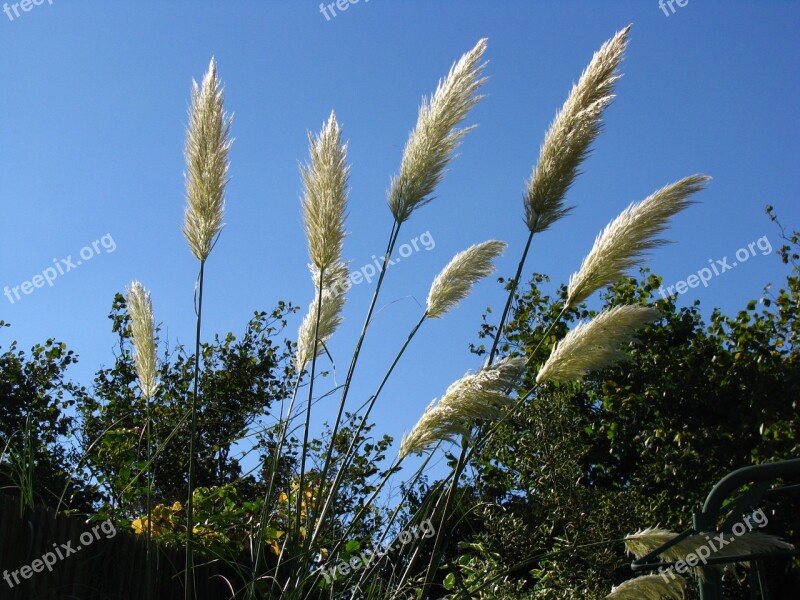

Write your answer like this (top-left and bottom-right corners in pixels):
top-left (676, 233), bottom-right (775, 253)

top-left (426, 240), bottom-right (506, 319)
top-left (566, 174), bottom-right (709, 308)
top-left (301, 112), bottom-right (349, 271)
top-left (625, 526), bottom-right (795, 564)
top-left (624, 527), bottom-right (701, 563)
top-left (525, 25), bottom-right (630, 234)
top-left (388, 39), bottom-right (488, 223)
top-left (536, 305), bottom-right (660, 384)
top-left (295, 262), bottom-right (349, 371)
top-left (127, 281), bottom-right (158, 399)
top-left (183, 57), bottom-right (233, 262)
top-left (606, 574), bottom-right (686, 599)
top-left (400, 356), bottom-right (525, 458)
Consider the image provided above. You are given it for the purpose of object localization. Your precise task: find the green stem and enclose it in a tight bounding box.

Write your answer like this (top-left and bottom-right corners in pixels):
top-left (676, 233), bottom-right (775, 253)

top-left (185, 259), bottom-right (205, 600)
top-left (249, 373), bottom-right (303, 598)
top-left (309, 311), bottom-right (426, 548)
top-left (293, 267), bottom-right (326, 588)
top-left (486, 229), bottom-right (535, 367)
top-left (418, 436), bottom-right (469, 597)
top-left (146, 393), bottom-right (153, 600)
top-left (303, 221), bottom-right (401, 560)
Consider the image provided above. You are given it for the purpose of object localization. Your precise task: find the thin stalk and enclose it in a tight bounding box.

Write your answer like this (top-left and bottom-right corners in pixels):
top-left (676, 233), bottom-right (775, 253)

top-left (393, 469), bottom-right (456, 597)
top-left (185, 259), bottom-right (205, 600)
top-left (309, 311), bottom-right (427, 548)
top-left (347, 454), bottom-right (443, 598)
top-left (306, 220), bottom-right (401, 549)
top-left (250, 373), bottom-right (303, 598)
top-left (409, 232), bottom-right (538, 597)
top-left (293, 267), bottom-right (326, 588)
top-left (486, 229), bottom-right (535, 367)
top-left (412, 300), bottom-right (568, 598)
top-left (146, 395), bottom-right (153, 600)
top-left (299, 453), bottom-right (441, 600)
top-left (419, 436), bottom-right (469, 597)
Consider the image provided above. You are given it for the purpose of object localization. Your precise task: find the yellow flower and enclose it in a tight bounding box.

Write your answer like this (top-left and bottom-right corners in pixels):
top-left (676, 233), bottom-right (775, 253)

top-left (131, 518), bottom-right (145, 535)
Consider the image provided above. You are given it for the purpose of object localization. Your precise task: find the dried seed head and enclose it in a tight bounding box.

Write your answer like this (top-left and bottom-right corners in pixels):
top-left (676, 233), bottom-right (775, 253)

top-left (566, 175), bottom-right (709, 308)
top-left (536, 305), bottom-right (660, 384)
top-left (525, 25), bottom-right (631, 234)
top-left (127, 281), bottom-right (158, 399)
top-left (400, 357), bottom-right (525, 458)
top-left (426, 240), bottom-right (506, 319)
top-left (183, 57), bottom-right (232, 262)
top-left (301, 112), bottom-right (349, 271)
top-left (388, 39), bottom-right (488, 223)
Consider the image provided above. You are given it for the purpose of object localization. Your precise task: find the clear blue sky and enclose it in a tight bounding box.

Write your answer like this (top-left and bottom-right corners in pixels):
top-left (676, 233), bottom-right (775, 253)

top-left (2, 1), bottom-right (799, 480)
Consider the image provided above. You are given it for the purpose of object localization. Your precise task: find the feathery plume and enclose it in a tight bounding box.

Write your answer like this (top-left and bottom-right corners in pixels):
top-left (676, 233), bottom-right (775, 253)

top-left (566, 174), bottom-right (709, 308)
top-left (536, 305), bottom-right (660, 384)
top-left (426, 240), bottom-right (506, 319)
top-left (625, 527), bottom-right (794, 564)
top-left (183, 57), bottom-right (233, 262)
top-left (295, 262), bottom-right (349, 371)
top-left (525, 26), bottom-right (630, 234)
top-left (399, 357), bottom-right (525, 458)
top-left (624, 527), bottom-right (704, 563)
top-left (388, 39), bottom-right (488, 224)
top-left (606, 574), bottom-right (686, 600)
top-left (127, 281), bottom-right (158, 399)
top-left (719, 531), bottom-right (795, 558)
top-left (301, 113), bottom-right (349, 271)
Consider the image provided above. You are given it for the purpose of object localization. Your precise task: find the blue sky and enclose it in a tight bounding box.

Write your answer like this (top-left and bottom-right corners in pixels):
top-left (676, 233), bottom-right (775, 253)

top-left (1, 1), bottom-right (799, 481)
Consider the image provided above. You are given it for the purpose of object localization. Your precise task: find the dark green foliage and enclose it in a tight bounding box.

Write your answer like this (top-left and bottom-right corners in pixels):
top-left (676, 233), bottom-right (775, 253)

top-left (452, 213), bottom-right (800, 598)
top-left (0, 321), bottom-right (96, 512)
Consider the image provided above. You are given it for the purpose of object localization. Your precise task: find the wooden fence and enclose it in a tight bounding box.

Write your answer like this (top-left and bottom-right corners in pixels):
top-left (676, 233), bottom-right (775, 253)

top-left (0, 495), bottom-right (237, 600)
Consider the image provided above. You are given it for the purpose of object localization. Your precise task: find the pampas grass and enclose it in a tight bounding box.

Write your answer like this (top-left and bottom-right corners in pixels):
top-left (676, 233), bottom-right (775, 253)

top-left (625, 526), bottom-right (795, 563)
top-left (536, 305), bottom-right (660, 384)
top-left (720, 531), bottom-right (796, 558)
top-left (388, 39), bottom-right (488, 224)
top-left (426, 240), bottom-right (507, 319)
top-left (105, 28), bottom-right (718, 600)
top-left (625, 527), bottom-right (705, 563)
top-left (294, 114), bottom-right (351, 370)
top-left (566, 174), bottom-right (710, 308)
top-left (399, 356), bottom-right (526, 458)
top-left (524, 25), bottom-right (630, 234)
top-left (183, 57), bottom-right (232, 262)
top-left (295, 262), bottom-right (349, 371)
top-left (181, 57), bottom-right (232, 600)
top-left (606, 574), bottom-right (686, 599)
top-left (301, 112), bottom-right (349, 271)
top-left (126, 280), bottom-right (158, 600)
top-left (127, 281), bottom-right (158, 399)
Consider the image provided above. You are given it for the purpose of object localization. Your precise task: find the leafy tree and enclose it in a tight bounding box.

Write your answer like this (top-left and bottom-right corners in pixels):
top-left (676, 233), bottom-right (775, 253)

top-left (0, 320), bottom-right (96, 512)
top-left (76, 295), bottom-right (298, 520)
top-left (448, 212), bottom-right (800, 598)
